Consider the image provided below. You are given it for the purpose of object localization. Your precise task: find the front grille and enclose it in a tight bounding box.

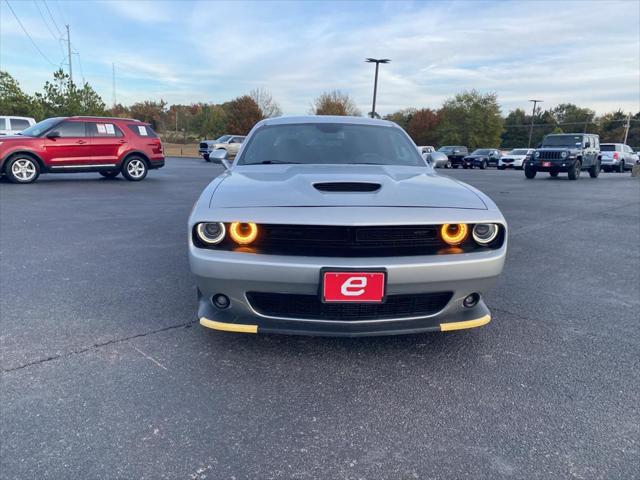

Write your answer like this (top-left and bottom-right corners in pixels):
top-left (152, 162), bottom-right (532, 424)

top-left (253, 224), bottom-right (442, 256)
top-left (246, 291), bottom-right (453, 320)
top-left (502, 158), bottom-right (514, 163)
top-left (199, 142), bottom-right (209, 149)
top-left (538, 151), bottom-right (562, 160)
top-left (314, 182), bottom-right (381, 192)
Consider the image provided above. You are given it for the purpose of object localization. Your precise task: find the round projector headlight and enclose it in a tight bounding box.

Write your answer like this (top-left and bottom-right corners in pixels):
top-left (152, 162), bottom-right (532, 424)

top-left (440, 223), bottom-right (469, 246)
top-left (561, 151), bottom-right (568, 159)
top-left (472, 224), bottom-right (499, 245)
top-left (229, 222), bottom-right (258, 245)
top-left (196, 222), bottom-right (226, 244)
top-left (534, 151), bottom-right (540, 158)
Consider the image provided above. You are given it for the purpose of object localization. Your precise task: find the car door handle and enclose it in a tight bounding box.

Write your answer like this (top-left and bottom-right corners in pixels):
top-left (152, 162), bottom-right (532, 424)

top-left (76, 140), bottom-right (87, 144)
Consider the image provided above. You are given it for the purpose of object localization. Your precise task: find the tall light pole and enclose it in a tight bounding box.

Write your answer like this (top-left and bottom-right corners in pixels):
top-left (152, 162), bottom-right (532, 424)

top-left (528, 99), bottom-right (543, 148)
top-left (366, 58), bottom-right (390, 118)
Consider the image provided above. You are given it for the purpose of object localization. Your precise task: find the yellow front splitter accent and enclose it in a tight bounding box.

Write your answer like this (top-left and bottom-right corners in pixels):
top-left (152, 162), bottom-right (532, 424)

top-left (199, 317), bottom-right (258, 334)
top-left (440, 314), bottom-right (491, 332)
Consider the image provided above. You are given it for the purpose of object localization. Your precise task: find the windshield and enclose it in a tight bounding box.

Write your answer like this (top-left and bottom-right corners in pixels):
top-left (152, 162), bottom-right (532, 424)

top-left (542, 135), bottom-right (583, 147)
top-left (215, 135), bottom-right (232, 142)
top-left (471, 149), bottom-right (491, 155)
top-left (509, 149), bottom-right (529, 155)
top-left (238, 123), bottom-right (426, 167)
top-left (438, 146), bottom-right (455, 153)
top-left (19, 117), bottom-right (63, 137)
top-left (600, 144), bottom-right (616, 151)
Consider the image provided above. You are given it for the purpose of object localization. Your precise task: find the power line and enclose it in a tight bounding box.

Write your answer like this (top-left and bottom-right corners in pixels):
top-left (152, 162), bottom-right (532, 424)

top-left (33, 0), bottom-right (58, 42)
top-left (42, 0), bottom-right (62, 36)
top-left (5, 0), bottom-right (58, 67)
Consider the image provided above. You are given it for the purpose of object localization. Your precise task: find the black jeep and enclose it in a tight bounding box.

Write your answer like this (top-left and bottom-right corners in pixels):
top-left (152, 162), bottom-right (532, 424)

top-left (525, 133), bottom-right (601, 180)
top-left (437, 146), bottom-right (468, 169)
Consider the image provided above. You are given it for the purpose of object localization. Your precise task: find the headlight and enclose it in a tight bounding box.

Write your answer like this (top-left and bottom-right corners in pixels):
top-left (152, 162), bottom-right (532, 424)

top-left (472, 224), bottom-right (499, 245)
top-left (534, 151), bottom-right (540, 158)
top-left (440, 223), bottom-right (469, 246)
top-left (561, 151), bottom-right (568, 159)
top-left (196, 222), bottom-right (226, 244)
top-left (229, 222), bottom-right (258, 245)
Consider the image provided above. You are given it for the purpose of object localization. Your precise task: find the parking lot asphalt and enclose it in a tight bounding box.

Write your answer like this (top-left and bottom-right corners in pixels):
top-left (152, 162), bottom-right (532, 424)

top-left (1, 158), bottom-right (639, 479)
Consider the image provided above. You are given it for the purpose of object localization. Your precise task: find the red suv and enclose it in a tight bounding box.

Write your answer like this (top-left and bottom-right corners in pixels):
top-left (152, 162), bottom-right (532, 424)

top-left (0, 116), bottom-right (164, 184)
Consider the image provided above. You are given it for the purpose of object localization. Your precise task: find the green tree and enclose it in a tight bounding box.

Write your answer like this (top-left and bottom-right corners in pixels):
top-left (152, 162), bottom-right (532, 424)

top-left (311, 90), bottom-right (361, 116)
top-left (384, 108), bottom-right (416, 131)
top-left (552, 103), bottom-right (596, 133)
top-left (0, 71), bottom-right (41, 118)
top-left (128, 100), bottom-right (168, 131)
top-left (437, 90), bottom-right (503, 149)
top-left (34, 69), bottom-right (106, 117)
top-left (500, 108), bottom-right (529, 149)
top-left (223, 95), bottom-right (264, 135)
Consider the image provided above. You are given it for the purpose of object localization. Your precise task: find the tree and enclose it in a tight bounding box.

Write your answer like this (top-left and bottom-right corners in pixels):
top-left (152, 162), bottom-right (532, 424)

top-left (436, 90), bottom-right (503, 149)
top-left (33, 69), bottom-right (106, 118)
top-left (500, 108), bottom-right (530, 149)
top-left (0, 71), bottom-right (41, 118)
top-left (406, 109), bottom-right (441, 146)
top-left (384, 108), bottom-right (416, 131)
top-left (128, 100), bottom-right (168, 131)
top-left (311, 90), bottom-right (361, 116)
top-left (223, 95), bottom-right (264, 135)
top-left (250, 88), bottom-right (282, 118)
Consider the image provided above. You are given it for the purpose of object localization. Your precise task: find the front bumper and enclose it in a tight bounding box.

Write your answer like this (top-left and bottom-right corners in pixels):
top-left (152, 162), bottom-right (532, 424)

top-left (189, 246), bottom-right (506, 336)
top-left (526, 159), bottom-right (575, 172)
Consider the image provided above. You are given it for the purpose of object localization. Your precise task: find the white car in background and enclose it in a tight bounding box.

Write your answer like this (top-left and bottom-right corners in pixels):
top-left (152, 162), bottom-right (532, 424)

top-left (498, 148), bottom-right (534, 170)
top-left (0, 116), bottom-right (36, 136)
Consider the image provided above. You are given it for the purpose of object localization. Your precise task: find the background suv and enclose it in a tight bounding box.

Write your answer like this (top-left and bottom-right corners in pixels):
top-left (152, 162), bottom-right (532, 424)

top-left (0, 116), bottom-right (164, 184)
top-left (525, 133), bottom-right (600, 180)
top-left (437, 145), bottom-right (468, 168)
top-left (0, 116), bottom-right (36, 136)
top-left (600, 143), bottom-right (638, 172)
top-left (199, 135), bottom-right (245, 161)
top-left (498, 148), bottom-right (534, 170)
top-left (462, 148), bottom-right (501, 169)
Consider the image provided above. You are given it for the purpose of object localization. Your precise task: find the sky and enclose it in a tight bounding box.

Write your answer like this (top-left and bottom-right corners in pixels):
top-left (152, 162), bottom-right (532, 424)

top-left (1, 0), bottom-right (639, 116)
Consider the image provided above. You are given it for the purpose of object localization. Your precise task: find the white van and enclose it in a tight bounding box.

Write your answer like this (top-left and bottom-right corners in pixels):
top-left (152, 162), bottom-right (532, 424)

top-left (0, 116), bottom-right (37, 135)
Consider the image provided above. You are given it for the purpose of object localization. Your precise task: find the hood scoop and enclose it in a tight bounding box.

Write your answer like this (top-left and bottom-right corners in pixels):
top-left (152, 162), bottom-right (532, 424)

top-left (313, 182), bottom-right (381, 192)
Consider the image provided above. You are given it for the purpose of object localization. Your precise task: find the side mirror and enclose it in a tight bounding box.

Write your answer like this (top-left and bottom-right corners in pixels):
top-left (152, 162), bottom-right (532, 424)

top-left (584, 142), bottom-right (591, 148)
top-left (425, 153), bottom-right (433, 165)
top-left (210, 149), bottom-right (228, 162)
top-left (46, 131), bottom-right (60, 139)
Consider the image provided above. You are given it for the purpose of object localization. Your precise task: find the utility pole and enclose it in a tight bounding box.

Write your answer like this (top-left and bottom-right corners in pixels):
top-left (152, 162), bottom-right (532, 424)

top-left (112, 63), bottom-right (117, 108)
top-left (528, 99), bottom-right (543, 148)
top-left (66, 25), bottom-right (72, 84)
top-left (623, 113), bottom-right (631, 144)
top-left (365, 58), bottom-right (390, 118)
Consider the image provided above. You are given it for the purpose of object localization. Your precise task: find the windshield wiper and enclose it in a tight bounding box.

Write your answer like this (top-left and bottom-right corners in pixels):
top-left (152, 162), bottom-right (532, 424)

top-left (244, 160), bottom-right (302, 165)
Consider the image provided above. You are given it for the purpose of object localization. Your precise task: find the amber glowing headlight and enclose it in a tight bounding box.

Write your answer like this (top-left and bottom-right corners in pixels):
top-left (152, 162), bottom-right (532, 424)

top-left (472, 223), bottom-right (499, 245)
top-left (196, 222), bottom-right (226, 244)
top-left (229, 222), bottom-right (258, 245)
top-left (440, 223), bottom-right (469, 245)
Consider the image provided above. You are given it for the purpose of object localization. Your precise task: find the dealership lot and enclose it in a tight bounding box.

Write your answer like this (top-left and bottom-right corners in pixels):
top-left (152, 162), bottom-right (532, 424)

top-left (1, 158), bottom-right (638, 479)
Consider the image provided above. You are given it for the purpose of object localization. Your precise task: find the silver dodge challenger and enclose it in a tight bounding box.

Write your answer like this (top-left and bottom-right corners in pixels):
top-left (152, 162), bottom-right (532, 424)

top-left (188, 116), bottom-right (507, 336)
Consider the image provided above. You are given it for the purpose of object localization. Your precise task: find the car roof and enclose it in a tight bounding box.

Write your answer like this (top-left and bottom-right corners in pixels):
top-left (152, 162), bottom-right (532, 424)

top-left (0, 115), bottom-right (35, 120)
top-left (66, 116), bottom-right (143, 123)
top-left (257, 115), bottom-right (396, 128)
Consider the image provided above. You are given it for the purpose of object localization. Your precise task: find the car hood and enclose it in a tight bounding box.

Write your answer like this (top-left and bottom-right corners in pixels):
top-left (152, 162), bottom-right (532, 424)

top-left (210, 165), bottom-right (487, 210)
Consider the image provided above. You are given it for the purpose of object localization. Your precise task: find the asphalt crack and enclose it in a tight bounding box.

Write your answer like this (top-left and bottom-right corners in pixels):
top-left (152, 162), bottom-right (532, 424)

top-left (1, 320), bottom-right (197, 374)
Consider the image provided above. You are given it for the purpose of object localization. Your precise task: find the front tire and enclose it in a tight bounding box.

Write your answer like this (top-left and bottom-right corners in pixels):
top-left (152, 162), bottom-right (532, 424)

top-left (498, 165), bottom-right (506, 170)
top-left (6, 155), bottom-right (40, 184)
top-left (99, 171), bottom-right (119, 179)
top-left (445, 161), bottom-right (452, 169)
top-left (524, 166), bottom-right (537, 179)
top-left (452, 164), bottom-right (458, 169)
top-left (568, 160), bottom-right (581, 180)
top-left (121, 156), bottom-right (148, 181)
top-left (480, 160), bottom-right (487, 170)
top-left (618, 161), bottom-right (625, 173)
top-left (589, 160), bottom-right (600, 178)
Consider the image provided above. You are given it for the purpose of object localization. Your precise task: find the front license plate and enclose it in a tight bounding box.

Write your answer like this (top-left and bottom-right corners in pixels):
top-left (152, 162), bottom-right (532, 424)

top-left (542, 161), bottom-right (551, 167)
top-left (321, 270), bottom-right (386, 303)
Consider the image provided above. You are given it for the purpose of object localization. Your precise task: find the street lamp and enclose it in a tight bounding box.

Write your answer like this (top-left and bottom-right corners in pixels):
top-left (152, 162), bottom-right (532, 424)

top-left (528, 99), bottom-right (543, 148)
top-left (366, 58), bottom-right (390, 118)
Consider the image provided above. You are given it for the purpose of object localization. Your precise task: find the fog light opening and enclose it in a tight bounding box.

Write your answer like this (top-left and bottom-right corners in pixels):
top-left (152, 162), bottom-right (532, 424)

top-left (463, 293), bottom-right (480, 308)
top-left (212, 294), bottom-right (230, 309)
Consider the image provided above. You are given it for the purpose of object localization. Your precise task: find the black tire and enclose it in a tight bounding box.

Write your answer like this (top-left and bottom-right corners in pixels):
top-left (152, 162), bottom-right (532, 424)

top-left (445, 161), bottom-right (452, 169)
top-left (203, 154), bottom-right (210, 162)
top-left (462, 164), bottom-right (468, 169)
top-left (498, 165), bottom-right (506, 170)
top-left (480, 160), bottom-right (487, 170)
top-left (589, 160), bottom-right (600, 178)
top-left (121, 156), bottom-right (148, 181)
top-left (452, 164), bottom-right (458, 169)
top-left (549, 171), bottom-right (559, 177)
top-left (99, 171), bottom-right (120, 179)
top-left (618, 161), bottom-right (624, 173)
top-left (524, 166), bottom-right (537, 179)
top-left (5, 155), bottom-right (40, 184)
top-left (568, 160), bottom-right (581, 180)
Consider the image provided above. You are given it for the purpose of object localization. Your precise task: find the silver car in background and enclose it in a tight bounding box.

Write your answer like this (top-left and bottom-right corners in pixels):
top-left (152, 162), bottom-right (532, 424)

top-left (189, 116), bottom-right (507, 336)
top-left (427, 151), bottom-right (451, 168)
top-left (600, 143), bottom-right (638, 172)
